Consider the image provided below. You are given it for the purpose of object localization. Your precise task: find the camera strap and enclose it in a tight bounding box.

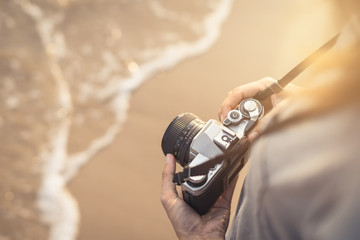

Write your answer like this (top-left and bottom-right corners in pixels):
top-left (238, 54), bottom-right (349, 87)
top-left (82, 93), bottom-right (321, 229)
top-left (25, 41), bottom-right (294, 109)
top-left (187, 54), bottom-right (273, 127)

top-left (173, 151), bottom-right (233, 185)
top-left (254, 33), bottom-right (339, 101)
top-left (173, 138), bottom-right (249, 185)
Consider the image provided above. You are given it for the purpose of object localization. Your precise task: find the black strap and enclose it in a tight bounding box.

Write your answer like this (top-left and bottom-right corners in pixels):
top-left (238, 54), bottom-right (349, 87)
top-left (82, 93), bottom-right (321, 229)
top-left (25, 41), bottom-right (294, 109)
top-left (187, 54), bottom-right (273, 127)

top-left (173, 153), bottom-right (227, 185)
top-left (255, 34), bottom-right (339, 101)
top-left (173, 138), bottom-right (249, 185)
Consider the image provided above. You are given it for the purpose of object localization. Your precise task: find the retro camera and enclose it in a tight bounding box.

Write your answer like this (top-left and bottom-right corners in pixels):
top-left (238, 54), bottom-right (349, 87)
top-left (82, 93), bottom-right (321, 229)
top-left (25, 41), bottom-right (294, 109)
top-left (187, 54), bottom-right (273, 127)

top-left (161, 98), bottom-right (264, 214)
top-left (160, 34), bottom-right (338, 215)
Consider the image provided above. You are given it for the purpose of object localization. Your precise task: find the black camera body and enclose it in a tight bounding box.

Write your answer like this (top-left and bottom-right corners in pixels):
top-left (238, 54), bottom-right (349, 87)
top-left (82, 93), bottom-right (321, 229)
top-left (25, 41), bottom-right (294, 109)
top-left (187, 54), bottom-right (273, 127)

top-left (161, 98), bottom-right (263, 215)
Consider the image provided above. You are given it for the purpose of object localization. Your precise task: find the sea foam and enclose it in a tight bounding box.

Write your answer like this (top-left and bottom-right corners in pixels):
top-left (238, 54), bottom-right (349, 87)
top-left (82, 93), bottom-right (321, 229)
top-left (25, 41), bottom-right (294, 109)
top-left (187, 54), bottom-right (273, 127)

top-left (17, 0), bottom-right (234, 239)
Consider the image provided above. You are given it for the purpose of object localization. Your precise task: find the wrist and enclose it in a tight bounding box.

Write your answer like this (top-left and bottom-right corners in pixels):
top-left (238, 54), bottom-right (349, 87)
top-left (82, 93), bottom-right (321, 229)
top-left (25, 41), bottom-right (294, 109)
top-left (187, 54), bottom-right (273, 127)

top-left (177, 229), bottom-right (225, 240)
top-left (179, 235), bottom-right (224, 240)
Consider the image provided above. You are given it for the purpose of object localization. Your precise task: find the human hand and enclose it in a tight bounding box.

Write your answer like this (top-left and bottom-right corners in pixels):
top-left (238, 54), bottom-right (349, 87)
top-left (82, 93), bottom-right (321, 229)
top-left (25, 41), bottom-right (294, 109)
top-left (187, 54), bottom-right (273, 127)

top-left (161, 154), bottom-right (238, 240)
top-left (218, 77), bottom-right (299, 142)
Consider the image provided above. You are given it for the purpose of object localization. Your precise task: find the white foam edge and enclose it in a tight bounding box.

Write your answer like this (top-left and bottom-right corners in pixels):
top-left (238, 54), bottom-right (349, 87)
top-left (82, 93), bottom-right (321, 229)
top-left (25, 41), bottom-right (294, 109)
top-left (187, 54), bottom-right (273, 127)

top-left (38, 120), bottom-right (79, 240)
top-left (16, 1), bottom-right (78, 240)
top-left (60, 1), bottom-right (236, 237)
top-left (96, 0), bottom-right (234, 99)
top-left (62, 0), bottom-right (235, 182)
top-left (16, 0), bottom-right (235, 240)
top-left (63, 93), bottom-right (129, 182)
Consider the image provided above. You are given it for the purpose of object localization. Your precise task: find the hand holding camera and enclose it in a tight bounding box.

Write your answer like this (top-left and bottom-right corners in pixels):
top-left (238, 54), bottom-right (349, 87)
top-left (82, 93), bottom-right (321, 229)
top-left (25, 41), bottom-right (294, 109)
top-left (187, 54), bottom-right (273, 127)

top-left (160, 78), bottom-right (281, 240)
top-left (161, 154), bottom-right (238, 240)
top-left (161, 77), bottom-right (276, 215)
top-left (219, 77), bottom-right (278, 142)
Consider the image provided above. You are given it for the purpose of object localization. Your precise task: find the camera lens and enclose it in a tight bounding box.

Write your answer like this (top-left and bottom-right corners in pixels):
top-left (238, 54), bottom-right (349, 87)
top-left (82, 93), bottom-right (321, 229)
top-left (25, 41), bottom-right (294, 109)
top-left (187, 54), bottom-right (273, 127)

top-left (161, 113), bottom-right (205, 167)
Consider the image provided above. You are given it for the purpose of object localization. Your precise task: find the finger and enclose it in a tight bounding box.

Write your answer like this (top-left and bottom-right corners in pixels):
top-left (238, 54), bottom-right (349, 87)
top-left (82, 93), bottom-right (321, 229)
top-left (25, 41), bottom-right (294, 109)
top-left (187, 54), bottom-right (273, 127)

top-left (218, 104), bottom-right (233, 122)
top-left (246, 108), bottom-right (276, 142)
top-left (218, 87), bottom-right (244, 122)
top-left (218, 77), bottom-right (275, 121)
top-left (222, 175), bottom-right (238, 203)
top-left (161, 154), bottom-right (179, 208)
top-left (177, 187), bottom-right (183, 200)
top-left (247, 119), bottom-right (267, 142)
top-left (211, 175), bottom-right (239, 210)
top-left (247, 131), bottom-right (259, 143)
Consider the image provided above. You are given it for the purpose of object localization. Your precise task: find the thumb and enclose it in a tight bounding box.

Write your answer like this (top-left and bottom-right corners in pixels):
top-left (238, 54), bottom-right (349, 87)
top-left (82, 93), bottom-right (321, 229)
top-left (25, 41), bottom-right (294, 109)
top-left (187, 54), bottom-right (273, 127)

top-left (161, 154), bottom-right (179, 208)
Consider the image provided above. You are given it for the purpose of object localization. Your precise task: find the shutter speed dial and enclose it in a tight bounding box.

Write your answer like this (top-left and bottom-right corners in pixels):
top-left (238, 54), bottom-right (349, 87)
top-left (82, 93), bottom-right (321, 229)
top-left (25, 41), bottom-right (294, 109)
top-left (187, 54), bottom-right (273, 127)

top-left (238, 99), bottom-right (263, 118)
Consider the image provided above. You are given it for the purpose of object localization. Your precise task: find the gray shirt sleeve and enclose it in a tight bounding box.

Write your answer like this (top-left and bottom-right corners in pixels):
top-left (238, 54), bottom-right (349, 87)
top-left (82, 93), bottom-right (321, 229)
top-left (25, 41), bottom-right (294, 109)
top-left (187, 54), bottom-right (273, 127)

top-left (227, 106), bottom-right (360, 240)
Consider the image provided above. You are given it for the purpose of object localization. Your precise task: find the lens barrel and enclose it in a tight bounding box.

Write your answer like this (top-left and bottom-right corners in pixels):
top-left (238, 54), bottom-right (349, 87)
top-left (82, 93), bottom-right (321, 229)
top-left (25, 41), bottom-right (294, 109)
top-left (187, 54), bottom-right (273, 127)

top-left (161, 113), bottom-right (205, 167)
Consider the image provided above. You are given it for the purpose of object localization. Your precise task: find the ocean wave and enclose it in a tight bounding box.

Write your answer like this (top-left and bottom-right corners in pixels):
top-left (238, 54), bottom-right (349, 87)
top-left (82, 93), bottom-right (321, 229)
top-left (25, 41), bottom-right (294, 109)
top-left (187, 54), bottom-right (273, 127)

top-left (8, 0), bottom-right (234, 239)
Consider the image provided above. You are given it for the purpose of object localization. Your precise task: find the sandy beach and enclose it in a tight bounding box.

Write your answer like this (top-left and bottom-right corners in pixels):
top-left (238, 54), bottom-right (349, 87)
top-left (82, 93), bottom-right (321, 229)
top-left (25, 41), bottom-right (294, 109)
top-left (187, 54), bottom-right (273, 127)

top-left (0, 0), bottom-right (341, 239)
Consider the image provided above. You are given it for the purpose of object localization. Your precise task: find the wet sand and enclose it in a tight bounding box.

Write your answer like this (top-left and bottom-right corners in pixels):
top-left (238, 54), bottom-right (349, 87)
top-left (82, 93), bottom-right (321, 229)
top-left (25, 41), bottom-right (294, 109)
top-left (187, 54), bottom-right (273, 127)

top-left (67, 0), bottom-right (341, 239)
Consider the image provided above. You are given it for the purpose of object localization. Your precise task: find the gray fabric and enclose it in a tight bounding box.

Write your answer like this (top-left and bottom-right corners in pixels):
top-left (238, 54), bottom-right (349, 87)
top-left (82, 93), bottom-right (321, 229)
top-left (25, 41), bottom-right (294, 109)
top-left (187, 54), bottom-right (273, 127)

top-left (226, 106), bottom-right (360, 240)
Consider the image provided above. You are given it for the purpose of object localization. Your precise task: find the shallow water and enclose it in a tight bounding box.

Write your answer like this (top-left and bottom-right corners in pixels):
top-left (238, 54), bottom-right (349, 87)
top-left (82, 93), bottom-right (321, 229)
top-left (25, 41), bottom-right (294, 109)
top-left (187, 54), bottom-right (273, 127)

top-left (0, 0), bottom-right (234, 239)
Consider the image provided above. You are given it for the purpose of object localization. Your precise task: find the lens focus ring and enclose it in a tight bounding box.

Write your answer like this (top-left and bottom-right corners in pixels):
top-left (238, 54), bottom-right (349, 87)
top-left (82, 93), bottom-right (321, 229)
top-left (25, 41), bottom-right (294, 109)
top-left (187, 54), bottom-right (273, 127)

top-left (161, 113), bottom-right (205, 166)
